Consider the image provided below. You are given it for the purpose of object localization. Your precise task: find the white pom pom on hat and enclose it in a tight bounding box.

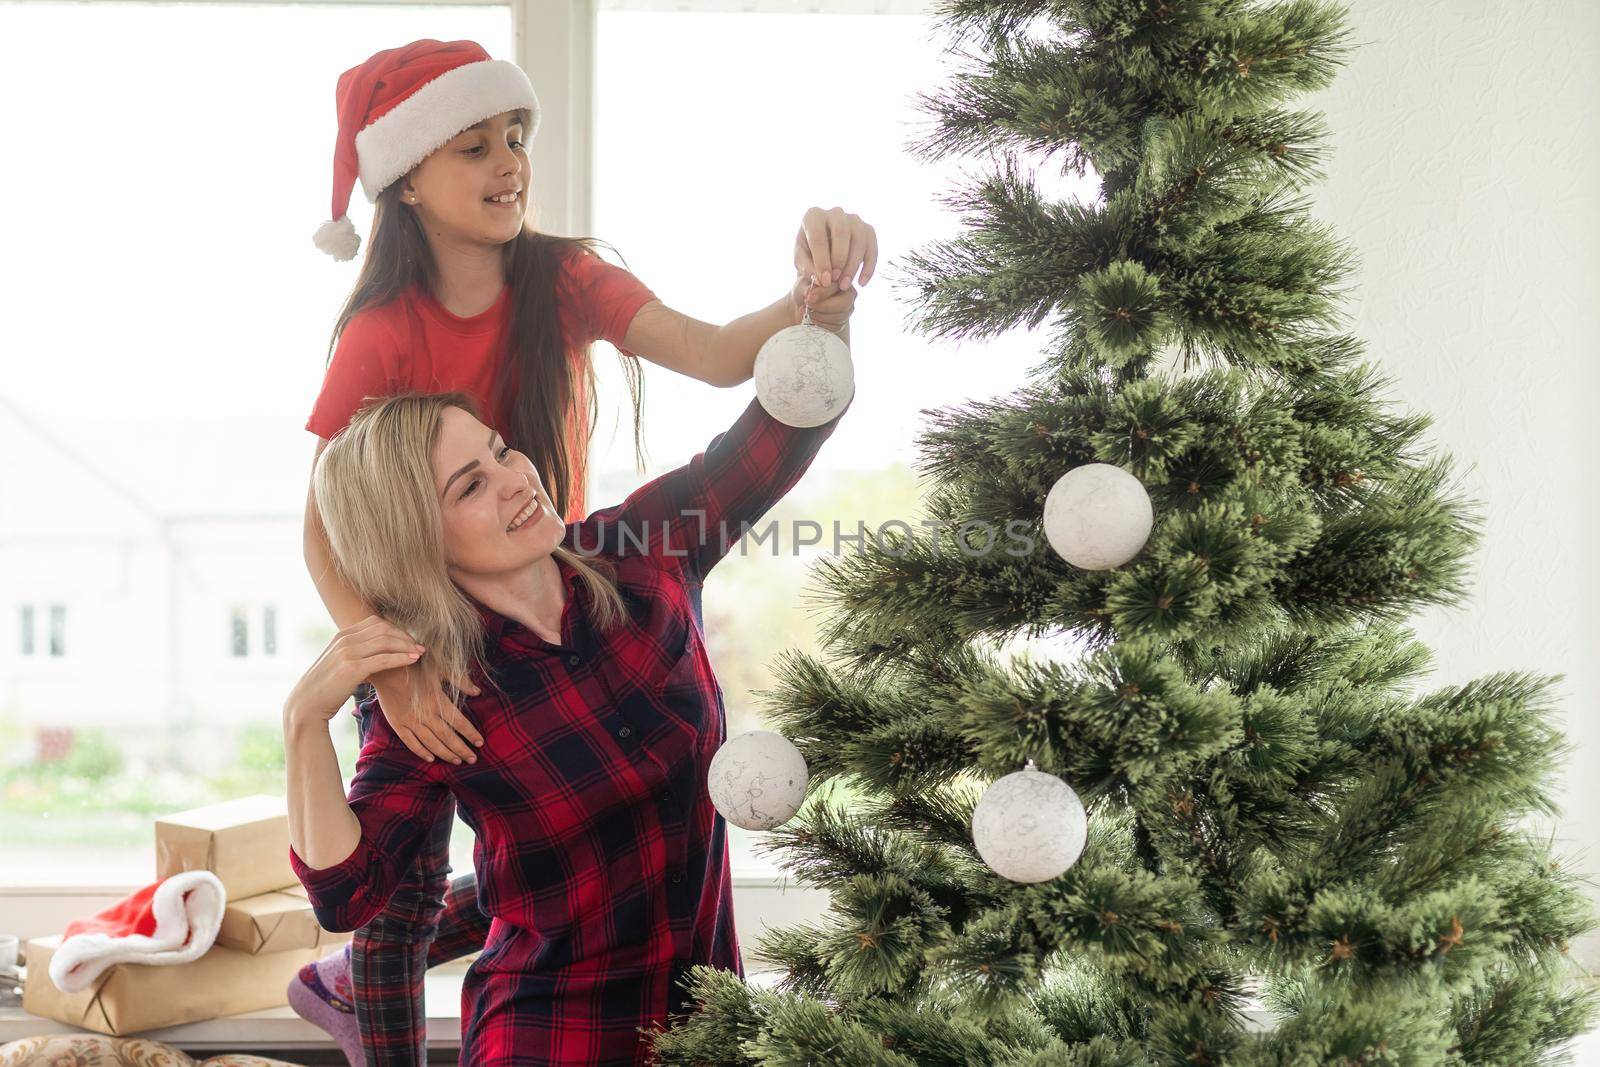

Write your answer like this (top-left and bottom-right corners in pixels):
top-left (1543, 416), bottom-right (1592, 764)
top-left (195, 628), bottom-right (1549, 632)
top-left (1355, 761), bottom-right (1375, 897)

top-left (313, 216), bottom-right (361, 261)
top-left (313, 39), bottom-right (540, 260)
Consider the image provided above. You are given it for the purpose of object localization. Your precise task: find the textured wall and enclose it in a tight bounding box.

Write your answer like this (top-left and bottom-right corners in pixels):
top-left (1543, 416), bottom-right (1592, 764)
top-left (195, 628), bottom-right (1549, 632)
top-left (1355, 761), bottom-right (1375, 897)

top-left (1306, 0), bottom-right (1600, 961)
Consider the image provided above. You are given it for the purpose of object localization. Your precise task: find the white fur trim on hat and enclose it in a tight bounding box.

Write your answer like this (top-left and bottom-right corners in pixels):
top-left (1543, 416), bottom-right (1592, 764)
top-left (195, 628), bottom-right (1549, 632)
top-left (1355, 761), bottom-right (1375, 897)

top-left (48, 870), bottom-right (226, 993)
top-left (355, 59), bottom-right (539, 203)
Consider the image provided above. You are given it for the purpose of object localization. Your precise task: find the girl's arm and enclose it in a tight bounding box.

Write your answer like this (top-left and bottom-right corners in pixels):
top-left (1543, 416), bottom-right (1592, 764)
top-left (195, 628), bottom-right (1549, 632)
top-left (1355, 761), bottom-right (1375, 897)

top-left (622, 279), bottom-right (851, 390)
top-left (699, 212), bottom-right (865, 384)
top-left (303, 440), bottom-right (484, 764)
top-left (303, 439), bottom-right (375, 631)
top-left (283, 616), bottom-right (449, 933)
top-left (710, 283), bottom-right (850, 387)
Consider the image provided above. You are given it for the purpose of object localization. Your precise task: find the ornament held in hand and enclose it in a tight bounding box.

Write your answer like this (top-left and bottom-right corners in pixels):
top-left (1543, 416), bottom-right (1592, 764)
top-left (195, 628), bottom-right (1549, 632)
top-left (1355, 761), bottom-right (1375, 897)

top-left (971, 759), bottom-right (1087, 883)
top-left (707, 729), bottom-right (810, 830)
top-left (1043, 463), bottom-right (1153, 569)
top-left (754, 294), bottom-right (854, 428)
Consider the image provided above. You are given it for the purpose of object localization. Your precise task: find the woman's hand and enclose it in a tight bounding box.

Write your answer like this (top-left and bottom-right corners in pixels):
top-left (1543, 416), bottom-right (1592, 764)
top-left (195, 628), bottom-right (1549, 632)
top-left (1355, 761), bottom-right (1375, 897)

top-left (284, 615), bottom-right (426, 726)
top-left (790, 206), bottom-right (877, 330)
top-left (369, 656), bottom-right (485, 766)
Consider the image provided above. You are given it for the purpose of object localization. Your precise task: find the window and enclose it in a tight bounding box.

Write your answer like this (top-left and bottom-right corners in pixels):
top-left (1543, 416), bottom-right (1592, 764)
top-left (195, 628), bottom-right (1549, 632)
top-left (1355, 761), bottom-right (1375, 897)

top-left (591, 7), bottom-right (1089, 875)
top-left (16, 603), bottom-right (66, 659)
top-left (229, 604), bottom-right (282, 659)
top-left (0, 0), bottom-right (513, 887)
top-left (1, 0), bottom-right (1069, 889)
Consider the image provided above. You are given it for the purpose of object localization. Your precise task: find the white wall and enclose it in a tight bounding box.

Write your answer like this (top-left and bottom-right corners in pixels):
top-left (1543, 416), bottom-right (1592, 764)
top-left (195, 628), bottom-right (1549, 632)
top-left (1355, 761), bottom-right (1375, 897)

top-left (1308, 0), bottom-right (1600, 961)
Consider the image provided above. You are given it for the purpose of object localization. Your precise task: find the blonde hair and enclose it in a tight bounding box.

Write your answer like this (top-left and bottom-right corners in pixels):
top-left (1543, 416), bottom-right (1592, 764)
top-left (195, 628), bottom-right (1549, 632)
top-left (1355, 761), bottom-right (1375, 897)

top-left (314, 390), bottom-right (629, 711)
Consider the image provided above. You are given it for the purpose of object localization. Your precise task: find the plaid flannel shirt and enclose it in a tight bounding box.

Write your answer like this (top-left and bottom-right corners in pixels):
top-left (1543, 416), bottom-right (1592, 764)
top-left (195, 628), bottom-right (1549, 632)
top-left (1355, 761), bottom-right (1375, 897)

top-left (290, 390), bottom-right (849, 1063)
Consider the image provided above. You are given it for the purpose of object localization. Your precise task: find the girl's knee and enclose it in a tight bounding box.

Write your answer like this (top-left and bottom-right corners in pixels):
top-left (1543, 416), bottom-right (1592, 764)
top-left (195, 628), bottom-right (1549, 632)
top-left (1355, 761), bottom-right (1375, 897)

top-left (356, 915), bottom-right (440, 947)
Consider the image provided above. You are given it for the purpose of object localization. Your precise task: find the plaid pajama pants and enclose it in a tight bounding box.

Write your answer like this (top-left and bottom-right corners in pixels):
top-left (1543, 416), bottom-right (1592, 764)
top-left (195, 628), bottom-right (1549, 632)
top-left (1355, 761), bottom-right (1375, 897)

top-left (352, 686), bottom-right (492, 1066)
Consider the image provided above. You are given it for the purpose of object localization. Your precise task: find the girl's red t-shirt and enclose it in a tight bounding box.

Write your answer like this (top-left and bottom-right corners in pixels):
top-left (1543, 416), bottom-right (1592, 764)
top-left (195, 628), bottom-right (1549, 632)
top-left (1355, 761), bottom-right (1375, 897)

top-left (306, 247), bottom-right (659, 522)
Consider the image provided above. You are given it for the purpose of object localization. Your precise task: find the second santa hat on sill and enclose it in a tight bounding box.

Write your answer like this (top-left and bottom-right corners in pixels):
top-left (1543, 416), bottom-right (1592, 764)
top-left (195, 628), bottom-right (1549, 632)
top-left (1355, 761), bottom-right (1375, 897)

top-left (313, 38), bottom-right (541, 262)
top-left (48, 869), bottom-right (226, 993)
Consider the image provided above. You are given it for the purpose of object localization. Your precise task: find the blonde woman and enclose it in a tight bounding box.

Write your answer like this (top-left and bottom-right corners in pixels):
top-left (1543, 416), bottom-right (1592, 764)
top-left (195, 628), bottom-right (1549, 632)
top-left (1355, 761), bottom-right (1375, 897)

top-left (283, 381), bottom-right (850, 1064)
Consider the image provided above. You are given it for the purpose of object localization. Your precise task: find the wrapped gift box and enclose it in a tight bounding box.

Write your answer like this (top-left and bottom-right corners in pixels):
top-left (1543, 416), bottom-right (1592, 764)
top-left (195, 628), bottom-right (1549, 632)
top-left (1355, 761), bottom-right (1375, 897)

top-left (22, 934), bottom-right (321, 1036)
top-left (155, 794), bottom-right (296, 901)
top-left (217, 883), bottom-right (351, 954)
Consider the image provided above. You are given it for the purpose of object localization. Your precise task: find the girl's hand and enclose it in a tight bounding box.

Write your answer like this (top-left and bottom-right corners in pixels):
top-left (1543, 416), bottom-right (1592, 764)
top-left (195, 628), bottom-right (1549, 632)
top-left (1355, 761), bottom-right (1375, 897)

top-left (284, 615), bottom-right (427, 726)
top-left (788, 272), bottom-right (857, 332)
top-left (791, 206), bottom-right (877, 329)
top-left (369, 657), bottom-right (485, 766)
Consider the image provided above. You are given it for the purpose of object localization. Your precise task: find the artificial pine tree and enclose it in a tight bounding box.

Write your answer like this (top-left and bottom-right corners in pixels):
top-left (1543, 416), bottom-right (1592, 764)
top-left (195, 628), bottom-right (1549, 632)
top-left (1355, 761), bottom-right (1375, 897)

top-left (651, 0), bottom-right (1598, 1062)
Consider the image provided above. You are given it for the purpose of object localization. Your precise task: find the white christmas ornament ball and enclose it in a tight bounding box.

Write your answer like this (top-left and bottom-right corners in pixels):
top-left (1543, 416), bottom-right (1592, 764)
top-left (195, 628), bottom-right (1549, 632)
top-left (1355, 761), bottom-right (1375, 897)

top-left (753, 323), bottom-right (854, 428)
top-left (1042, 463), bottom-right (1153, 570)
top-left (707, 729), bottom-right (810, 830)
top-left (971, 759), bottom-right (1087, 883)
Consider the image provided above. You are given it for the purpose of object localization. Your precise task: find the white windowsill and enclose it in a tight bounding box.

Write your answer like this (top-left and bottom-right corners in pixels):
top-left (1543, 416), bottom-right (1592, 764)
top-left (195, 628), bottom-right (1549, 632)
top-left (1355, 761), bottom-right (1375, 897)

top-left (4, 957), bottom-right (1596, 1057)
top-left (0, 961), bottom-right (789, 1050)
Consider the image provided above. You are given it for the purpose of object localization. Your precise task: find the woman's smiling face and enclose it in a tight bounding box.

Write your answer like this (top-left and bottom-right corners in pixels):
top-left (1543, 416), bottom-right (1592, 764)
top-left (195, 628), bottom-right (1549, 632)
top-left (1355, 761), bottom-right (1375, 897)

top-left (402, 109), bottom-right (530, 245)
top-left (432, 405), bottom-right (563, 579)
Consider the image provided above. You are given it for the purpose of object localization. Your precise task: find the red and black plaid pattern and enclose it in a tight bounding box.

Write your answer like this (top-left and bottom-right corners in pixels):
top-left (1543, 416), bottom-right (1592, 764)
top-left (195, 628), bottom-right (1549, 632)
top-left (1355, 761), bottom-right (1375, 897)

top-left (348, 700), bottom-right (493, 1065)
top-left (292, 393), bottom-right (848, 1064)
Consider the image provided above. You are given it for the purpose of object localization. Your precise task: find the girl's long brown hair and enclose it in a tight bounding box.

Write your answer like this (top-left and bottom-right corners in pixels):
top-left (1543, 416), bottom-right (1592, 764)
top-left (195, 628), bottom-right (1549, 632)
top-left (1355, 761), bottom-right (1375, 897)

top-left (326, 135), bottom-right (648, 520)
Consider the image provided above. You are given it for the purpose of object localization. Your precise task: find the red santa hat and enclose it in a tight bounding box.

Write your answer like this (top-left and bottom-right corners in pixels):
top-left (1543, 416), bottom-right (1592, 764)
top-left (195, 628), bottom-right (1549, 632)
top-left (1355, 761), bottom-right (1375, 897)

top-left (313, 38), bottom-right (541, 261)
top-left (48, 870), bottom-right (226, 993)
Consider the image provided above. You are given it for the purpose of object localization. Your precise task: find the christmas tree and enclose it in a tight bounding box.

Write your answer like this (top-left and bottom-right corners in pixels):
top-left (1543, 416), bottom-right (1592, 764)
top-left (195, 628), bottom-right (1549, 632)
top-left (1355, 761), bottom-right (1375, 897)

top-left (652, 0), bottom-right (1598, 1062)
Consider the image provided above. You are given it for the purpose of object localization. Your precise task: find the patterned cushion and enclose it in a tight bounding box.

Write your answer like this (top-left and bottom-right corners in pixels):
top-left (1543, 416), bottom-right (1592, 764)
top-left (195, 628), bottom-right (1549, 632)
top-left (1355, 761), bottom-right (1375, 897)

top-left (0, 1034), bottom-right (302, 1066)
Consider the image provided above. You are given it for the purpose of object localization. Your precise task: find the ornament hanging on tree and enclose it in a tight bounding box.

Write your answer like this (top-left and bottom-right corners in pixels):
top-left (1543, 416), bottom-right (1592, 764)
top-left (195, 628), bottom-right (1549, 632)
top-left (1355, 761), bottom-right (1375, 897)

top-left (1042, 463), bottom-right (1153, 570)
top-left (971, 758), bottom-right (1087, 883)
top-left (753, 279), bottom-right (854, 428)
top-left (707, 729), bottom-right (810, 830)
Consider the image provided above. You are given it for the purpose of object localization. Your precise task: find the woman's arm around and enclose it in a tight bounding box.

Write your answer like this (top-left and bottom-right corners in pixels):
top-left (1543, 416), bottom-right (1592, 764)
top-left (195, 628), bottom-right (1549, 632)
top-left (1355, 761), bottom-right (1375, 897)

top-left (281, 614), bottom-right (423, 869)
top-left (283, 615), bottom-right (452, 933)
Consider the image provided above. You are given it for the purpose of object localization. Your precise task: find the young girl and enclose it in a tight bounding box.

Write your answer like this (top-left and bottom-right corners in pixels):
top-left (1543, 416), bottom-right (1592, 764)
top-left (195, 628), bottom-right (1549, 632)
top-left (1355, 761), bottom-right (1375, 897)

top-left (285, 384), bottom-right (851, 1064)
top-left (289, 36), bottom-right (871, 1067)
